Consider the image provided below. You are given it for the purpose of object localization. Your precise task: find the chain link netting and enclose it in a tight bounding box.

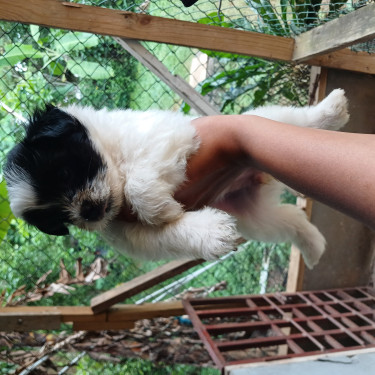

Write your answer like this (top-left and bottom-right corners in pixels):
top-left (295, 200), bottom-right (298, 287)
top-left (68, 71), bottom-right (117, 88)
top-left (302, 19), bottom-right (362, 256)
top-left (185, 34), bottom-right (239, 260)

top-left (0, 0), bottom-right (374, 373)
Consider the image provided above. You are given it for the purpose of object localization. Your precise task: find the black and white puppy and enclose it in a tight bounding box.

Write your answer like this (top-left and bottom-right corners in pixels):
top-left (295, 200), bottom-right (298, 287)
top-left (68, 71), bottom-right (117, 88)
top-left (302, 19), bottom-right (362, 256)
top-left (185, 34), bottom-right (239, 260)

top-left (4, 89), bottom-right (349, 268)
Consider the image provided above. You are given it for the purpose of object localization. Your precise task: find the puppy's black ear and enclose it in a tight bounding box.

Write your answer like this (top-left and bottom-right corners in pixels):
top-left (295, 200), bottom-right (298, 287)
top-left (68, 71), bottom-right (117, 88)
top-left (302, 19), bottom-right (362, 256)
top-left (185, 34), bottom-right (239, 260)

top-left (26, 104), bottom-right (87, 143)
top-left (23, 207), bottom-right (70, 236)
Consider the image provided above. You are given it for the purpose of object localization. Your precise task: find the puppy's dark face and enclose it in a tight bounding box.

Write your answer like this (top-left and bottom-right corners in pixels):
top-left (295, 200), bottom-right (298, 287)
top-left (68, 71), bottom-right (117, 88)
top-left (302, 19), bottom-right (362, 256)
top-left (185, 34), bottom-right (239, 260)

top-left (5, 105), bottom-right (121, 236)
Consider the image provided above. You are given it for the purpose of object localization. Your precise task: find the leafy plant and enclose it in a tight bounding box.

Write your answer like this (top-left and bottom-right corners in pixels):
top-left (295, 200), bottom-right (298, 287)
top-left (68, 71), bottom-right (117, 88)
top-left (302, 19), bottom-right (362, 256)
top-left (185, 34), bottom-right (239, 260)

top-left (182, 6), bottom-right (317, 115)
top-left (1, 27), bottom-right (114, 80)
top-left (0, 180), bottom-right (14, 244)
top-left (75, 355), bottom-right (219, 375)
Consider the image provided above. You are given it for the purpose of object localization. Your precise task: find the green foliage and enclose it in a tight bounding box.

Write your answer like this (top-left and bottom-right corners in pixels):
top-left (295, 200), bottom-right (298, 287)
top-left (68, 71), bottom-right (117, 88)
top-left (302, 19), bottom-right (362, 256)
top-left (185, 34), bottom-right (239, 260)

top-left (75, 355), bottom-right (219, 375)
top-left (0, 23), bottom-right (137, 119)
top-left (182, 6), bottom-right (318, 115)
top-left (1, 218), bottom-right (152, 306)
top-left (0, 361), bottom-right (17, 374)
top-left (189, 1), bottom-right (350, 114)
top-left (0, 180), bottom-right (14, 243)
top-left (180, 241), bottom-right (290, 297)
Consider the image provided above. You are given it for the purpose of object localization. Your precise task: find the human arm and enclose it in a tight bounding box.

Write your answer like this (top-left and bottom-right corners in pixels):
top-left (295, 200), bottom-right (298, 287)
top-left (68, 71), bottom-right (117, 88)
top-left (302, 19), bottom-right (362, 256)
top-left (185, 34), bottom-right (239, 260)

top-left (175, 115), bottom-right (375, 229)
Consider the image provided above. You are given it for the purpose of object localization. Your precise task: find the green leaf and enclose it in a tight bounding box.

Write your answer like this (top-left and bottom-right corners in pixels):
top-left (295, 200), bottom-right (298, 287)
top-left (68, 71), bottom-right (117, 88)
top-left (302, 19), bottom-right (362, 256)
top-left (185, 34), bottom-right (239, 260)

top-left (181, 103), bottom-right (191, 114)
top-left (245, 0), bottom-right (288, 35)
top-left (54, 32), bottom-right (99, 53)
top-left (0, 44), bottom-right (44, 67)
top-left (30, 25), bottom-right (40, 44)
top-left (197, 12), bottom-right (233, 27)
top-left (0, 180), bottom-right (15, 243)
top-left (67, 60), bottom-right (114, 80)
top-left (200, 63), bottom-right (265, 95)
top-left (47, 61), bottom-right (65, 76)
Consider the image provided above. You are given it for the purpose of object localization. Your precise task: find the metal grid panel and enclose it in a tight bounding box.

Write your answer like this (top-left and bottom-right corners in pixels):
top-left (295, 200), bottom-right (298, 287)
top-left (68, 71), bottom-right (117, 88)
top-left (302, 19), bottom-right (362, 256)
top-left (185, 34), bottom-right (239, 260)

top-left (183, 286), bottom-right (375, 370)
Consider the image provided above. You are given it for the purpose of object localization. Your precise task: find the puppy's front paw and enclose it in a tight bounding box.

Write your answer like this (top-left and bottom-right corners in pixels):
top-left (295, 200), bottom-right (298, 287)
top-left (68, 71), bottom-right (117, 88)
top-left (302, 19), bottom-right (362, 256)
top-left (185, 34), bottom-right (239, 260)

top-left (315, 88), bottom-right (350, 130)
top-left (125, 179), bottom-right (184, 225)
top-left (191, 208), bottom-right (241, 260)
top-left (154, 199), bottom-right (184, 225)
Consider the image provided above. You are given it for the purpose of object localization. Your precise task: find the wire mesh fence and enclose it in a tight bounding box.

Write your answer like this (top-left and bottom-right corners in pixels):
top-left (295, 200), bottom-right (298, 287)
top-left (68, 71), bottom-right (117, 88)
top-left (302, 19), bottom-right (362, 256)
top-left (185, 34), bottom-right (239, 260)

top-left (0, 0), bottom-right (374, 373)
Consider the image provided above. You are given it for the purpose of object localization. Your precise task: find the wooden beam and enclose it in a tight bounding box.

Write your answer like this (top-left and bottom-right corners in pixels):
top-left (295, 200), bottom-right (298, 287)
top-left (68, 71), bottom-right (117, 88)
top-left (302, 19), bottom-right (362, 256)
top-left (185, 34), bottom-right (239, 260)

top-left (0, 0), bottom-right (294, 62)
top-left (0, 311), bottom-right (61, 331)
top-left (306, 49), bottom-right (375, 75)
top-left (0, 301), bottom-right (186, 331)
top-left (90, 259), bottom-right (204, 314)
top-left (0, 300), bottom-right (250, 331)
top-left (2, 0), bottom-right (374, 74)
top-left (115, 38), bottom-right (220, 116)
top-left (293, 3), bottom-right (375, 62)
top-left (286, 67), bottom-right (327, 292)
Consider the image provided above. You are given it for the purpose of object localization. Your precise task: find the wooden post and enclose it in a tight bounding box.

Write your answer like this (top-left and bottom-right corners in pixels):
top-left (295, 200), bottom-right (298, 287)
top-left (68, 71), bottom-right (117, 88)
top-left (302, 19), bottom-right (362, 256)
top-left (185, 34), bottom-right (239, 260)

top-left (286, 66), bottom-right (327, 292)
top-left (90, 259), bottom-right (204, 314)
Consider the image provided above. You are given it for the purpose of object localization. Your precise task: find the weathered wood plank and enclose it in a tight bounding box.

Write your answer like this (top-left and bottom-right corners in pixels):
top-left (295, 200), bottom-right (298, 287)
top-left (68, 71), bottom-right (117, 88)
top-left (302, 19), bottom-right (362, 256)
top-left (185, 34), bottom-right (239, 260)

top-left (115, 38), bottom-right (220, 116)
top-left (0, 301), bottom-right (185, 330)
top-left (90, 259), bottom-right (204, 314)
top-left (0, 0), bottom-right (294, 61)
top-left (286, 67), bottom-right (329, 292)
top-left (0, 311), bottom-right (61, 331)
top-left (306, 49), bottom-right (375, 75)
top-left (293, 3), bottom-right (375, 62)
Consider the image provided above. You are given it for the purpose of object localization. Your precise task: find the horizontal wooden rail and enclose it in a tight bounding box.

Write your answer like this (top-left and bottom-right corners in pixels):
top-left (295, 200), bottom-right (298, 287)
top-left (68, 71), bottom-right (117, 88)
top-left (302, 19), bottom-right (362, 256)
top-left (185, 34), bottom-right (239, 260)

top-left (1, 0), bottom-right (375, 74)
top-left (0, 301), bottom-right (185, 331)
top-left (305, 49), bottom-right (375, 75)
top-left (0, 300), bottom-right (245, 331)
top-left (0, 0), bottom-right (294, 61)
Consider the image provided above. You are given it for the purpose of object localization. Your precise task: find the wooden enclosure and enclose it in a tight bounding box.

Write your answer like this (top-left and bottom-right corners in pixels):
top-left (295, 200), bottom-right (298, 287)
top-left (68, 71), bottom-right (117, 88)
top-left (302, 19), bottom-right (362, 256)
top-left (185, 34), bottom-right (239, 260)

top-left (297, 68), bottom-right (375, 291)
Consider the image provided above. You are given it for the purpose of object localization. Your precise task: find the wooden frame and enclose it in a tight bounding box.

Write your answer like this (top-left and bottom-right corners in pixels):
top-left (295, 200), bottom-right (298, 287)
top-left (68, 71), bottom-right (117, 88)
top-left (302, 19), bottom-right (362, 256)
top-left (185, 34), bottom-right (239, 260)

top-left (1, 0), bottom-right (375, 74)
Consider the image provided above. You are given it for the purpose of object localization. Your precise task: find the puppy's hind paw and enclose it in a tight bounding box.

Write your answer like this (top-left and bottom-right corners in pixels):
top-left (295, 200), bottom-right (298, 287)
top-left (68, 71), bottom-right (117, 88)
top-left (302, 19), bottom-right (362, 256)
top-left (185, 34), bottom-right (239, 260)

top-left (294, 222), bottom-right (326, 270)
top-left (315, 88), bottom-right (350, 131)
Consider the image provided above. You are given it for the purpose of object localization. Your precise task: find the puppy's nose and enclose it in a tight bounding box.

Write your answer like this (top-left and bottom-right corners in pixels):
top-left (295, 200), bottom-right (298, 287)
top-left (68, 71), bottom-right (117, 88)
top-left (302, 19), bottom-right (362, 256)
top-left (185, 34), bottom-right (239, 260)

top-left (80, 200), bottom-right (106, 221)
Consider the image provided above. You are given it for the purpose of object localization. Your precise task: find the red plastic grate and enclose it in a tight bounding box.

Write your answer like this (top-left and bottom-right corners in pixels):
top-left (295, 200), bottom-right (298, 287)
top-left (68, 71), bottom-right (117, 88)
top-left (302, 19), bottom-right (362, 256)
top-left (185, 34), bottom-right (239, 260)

top-left (182, 286), bottom-right (375, 370)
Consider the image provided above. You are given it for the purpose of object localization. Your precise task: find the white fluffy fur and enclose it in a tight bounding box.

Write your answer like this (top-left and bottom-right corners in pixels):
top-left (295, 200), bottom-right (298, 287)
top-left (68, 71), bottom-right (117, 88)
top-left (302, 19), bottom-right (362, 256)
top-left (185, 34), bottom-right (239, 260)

top-left (61, 89), bottom-right (350, 269)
